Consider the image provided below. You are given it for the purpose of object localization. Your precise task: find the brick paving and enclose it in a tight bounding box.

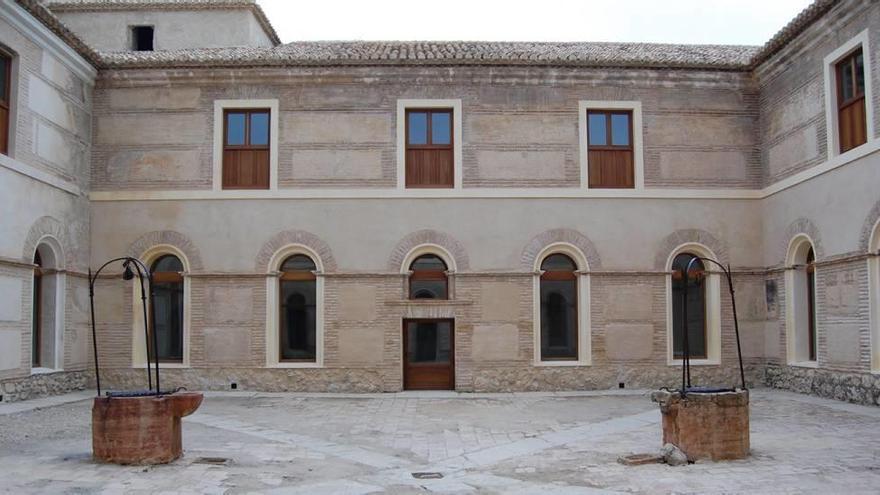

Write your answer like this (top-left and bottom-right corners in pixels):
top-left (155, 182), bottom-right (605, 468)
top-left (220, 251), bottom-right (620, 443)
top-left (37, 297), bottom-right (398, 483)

top-left (1, 389), bottom-right (879, 493)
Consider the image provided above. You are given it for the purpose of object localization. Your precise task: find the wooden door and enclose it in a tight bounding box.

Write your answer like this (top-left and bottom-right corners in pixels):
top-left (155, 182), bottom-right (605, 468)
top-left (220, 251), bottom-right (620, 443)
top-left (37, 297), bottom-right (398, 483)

top-left (403, 319), bottom-right (454, 390)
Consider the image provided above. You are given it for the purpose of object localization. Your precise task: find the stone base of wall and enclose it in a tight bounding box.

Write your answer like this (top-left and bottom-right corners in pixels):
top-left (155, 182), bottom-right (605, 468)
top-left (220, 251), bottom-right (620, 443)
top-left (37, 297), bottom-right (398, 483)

top-left (99, 368), bottom-right (386, 393)
top-left (763, 365), bottom-right (880, 406)
top-left (470, 364), bottom-right (763, 393)
top-left (0, 370), bottom-right (92, 403)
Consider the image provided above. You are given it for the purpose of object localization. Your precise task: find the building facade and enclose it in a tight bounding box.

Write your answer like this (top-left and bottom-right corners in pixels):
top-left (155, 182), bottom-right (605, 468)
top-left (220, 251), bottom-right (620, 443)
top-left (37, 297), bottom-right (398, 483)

top-left (1, 0), bottom-right (879, 404)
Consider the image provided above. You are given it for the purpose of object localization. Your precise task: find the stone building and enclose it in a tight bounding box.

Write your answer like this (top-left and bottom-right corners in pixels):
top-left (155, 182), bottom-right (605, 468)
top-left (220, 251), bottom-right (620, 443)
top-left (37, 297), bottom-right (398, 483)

top-left (1, 0), bottom-right (878, 404)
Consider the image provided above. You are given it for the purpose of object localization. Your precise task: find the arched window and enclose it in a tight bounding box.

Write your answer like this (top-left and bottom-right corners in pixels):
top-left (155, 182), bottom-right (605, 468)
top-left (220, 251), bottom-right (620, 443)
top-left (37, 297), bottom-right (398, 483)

top-left (151, 255), bottom-right (184, 362)
top-left (806, 247), bottom-right (817, 362)
top-left (279, 254), bottom-right (317, 362)
top-left (409, 254), bottom-right (448, 299)
top-left (671, 253), bottom-right (707, 359)
top-left (785, 236), bottom-right (818, 364)
top-left (540, 253), bottom-right (578, 360)
top-left (32, 250), bottom-right (42, 367)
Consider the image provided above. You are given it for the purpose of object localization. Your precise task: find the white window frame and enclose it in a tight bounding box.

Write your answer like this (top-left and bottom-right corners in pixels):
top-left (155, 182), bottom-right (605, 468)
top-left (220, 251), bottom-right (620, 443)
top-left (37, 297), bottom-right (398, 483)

top-left (823, 29), bottom-right (875, 159)
top-left (396, 99), bottom-right (463, 190)
top-left (132, 245), bottom-right (191, 369)
top-left (869, 219), bottom-right (880, 373)
top-left (784, 234), bottom-right (819, 367)
top-left (265, 244), bottom-right (325, 368)
top-left (30, 236), bottom-right (66, 374)
top-left (578, 100), bottom-right (645, 190)
top-left (532, 242), bottom-right (591, 366)
top-left (665, 243), bottom-right (722, 366)
top-left (212, 99), bottom-right (280, 191)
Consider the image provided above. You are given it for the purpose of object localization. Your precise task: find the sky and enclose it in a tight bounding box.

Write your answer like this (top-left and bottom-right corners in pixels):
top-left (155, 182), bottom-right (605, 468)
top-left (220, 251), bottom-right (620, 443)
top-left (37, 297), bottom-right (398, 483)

top-left (258, 0), bottom-right (814, 45)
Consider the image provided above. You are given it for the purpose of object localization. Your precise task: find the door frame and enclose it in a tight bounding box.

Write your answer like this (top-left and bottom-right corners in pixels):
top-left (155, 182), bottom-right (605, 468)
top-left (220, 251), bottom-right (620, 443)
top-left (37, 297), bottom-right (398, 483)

top-left (402, 318), bottom-right (455, 390)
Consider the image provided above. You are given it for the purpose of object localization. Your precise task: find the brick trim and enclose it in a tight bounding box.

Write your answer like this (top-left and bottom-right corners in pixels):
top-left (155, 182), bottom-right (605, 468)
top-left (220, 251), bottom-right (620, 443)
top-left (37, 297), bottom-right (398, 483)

top-left (21, 215), bottom-right (69, 268)
top-left (654, 229), bottom-right (728, 269)
top-left (781, 218), bottom-right (824, 263)
top-left (520, 228), bottom-right (601, 271)
top-left (859, 198), bottom-right (880, 252)
top-left (126, 230), bottom-right (204, 271)
top-left (255, 230), bottom-right (336, 272)
top-left (387, 229), bottom-right (469, 272)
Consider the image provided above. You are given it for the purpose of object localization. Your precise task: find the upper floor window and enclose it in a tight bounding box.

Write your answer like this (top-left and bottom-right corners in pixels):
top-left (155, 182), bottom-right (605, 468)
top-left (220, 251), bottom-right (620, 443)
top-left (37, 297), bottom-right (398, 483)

top-left (405, 108), bottom-right (453, 188)
top-left (223, 109), bottom-right (270, 189)
top-left (0, 51), bottom-right (11, 155)
top-left (409, 254), bottom-right (448, 299)
top-left (836, 48), bottom-right (867, 153)
top-left (131, 26), bottom-right (154, 51)
top-left (151, 255), bottom-right (184, 363)
top-left (587, 110), bottom-right (633, 188)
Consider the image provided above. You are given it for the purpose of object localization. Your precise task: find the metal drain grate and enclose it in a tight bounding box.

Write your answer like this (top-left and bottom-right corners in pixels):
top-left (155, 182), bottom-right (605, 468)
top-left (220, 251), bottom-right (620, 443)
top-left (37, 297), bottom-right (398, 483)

top-left (411, 472), bottom-right (443, 479)
top-left (194, 457), bottom-right (231, 465)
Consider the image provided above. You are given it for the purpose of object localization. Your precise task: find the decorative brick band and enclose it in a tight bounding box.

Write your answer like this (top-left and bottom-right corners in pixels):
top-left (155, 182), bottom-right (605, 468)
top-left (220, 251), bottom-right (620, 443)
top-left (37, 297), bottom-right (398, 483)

top-left (654, 228), bottom-right (728, 269)
top-left (21, 216), bottom-right (70, 268)
top-left (255, 230), bottom-right (337, 272)
top-left (127, 230), bottom-right (204, 271)
top-left (859, 198), bottom-right (880, 251)
top-left (520, 228), bottom-right (601, 271)
top-left (387, 229), bottom-right (470, 272)
top-left (781, 217), bottom-right (824, 263)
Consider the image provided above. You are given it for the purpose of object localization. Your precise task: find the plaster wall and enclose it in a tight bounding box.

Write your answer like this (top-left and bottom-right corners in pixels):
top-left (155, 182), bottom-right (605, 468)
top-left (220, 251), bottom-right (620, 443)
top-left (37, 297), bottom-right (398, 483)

top-left (52, 9), bottom-right (275, 51)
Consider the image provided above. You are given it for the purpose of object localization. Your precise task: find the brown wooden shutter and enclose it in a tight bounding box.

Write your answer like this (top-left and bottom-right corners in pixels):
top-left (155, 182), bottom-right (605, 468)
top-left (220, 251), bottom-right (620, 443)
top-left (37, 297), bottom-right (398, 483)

top-left (836, 49), bottom-right (867, 154)
top-left (222, 109), bottom-right (270, 189)
top-left (586, 110), bottom-right (634, 188)
top-left (405, 109), bottom-right (454, 188)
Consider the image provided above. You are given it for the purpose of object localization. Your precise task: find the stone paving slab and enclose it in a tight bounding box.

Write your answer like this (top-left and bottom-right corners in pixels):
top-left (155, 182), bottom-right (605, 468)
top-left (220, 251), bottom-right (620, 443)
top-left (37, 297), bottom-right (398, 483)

top-left (0, 388), bottom-right (879, 493)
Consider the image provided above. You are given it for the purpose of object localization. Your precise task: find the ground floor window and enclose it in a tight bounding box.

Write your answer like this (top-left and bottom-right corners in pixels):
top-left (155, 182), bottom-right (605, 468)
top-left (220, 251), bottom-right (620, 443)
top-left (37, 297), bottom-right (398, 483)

top-left (151, 255), bottom-right (184, 362)
top-left (540, 253), bottom-right (578, 360)
top-left (671, 253), bottom-right (707, 359)
top-left (279, 254), bottom-right (317, 362)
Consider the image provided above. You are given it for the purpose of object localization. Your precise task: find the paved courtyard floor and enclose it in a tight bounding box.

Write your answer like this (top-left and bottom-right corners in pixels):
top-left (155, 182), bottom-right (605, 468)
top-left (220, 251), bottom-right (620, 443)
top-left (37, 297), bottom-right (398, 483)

top-left (1, 388), bottom-right (879, 494)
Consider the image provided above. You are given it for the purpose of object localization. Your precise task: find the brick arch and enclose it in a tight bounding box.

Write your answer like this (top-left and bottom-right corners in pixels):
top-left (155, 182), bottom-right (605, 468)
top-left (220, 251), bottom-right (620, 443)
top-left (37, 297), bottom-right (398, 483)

top-left (859, 198), bottom-right (880, 252)
top-left (127, 231), bottom-right (204, 271)
top-left (654, 228), bottom-right (728, 270)
top-left (388, 229), bottom-right (470, 272)
top-left (520, 228), bottom-right (601, 271)
top-left (255, 230), bottom-right (337, 272)
top-left (22, 216), bottom-right (69, 269)
top-left (780, 218), bottom-right (823, 263)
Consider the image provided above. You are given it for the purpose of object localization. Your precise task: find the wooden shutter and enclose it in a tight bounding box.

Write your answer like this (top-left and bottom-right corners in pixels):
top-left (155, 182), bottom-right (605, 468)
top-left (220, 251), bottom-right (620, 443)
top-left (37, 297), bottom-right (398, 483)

top-left (0, 53), bottom-right (10, 156)
top-left (586, 110), bottom-right (634, 188)
top-left (405, 109), bottom-right (454, 188)
top-left (222, 109), bottom-right (270, 189)
top-left (836, 49), bottom-right (867, 154)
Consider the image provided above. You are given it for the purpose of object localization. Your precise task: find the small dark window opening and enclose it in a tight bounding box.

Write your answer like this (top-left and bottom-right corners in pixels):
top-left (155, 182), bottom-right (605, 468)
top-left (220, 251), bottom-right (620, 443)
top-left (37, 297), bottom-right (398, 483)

top-left (131, 26), bottom-right (154, 51)
top-left (0, 51), bottom-right (11, 156)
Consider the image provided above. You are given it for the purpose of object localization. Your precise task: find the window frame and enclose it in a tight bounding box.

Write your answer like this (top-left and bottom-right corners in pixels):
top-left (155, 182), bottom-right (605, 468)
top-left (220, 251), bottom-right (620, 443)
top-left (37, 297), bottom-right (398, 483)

top-left (532, 243), bottom-right (592, 367)
top-left (823, 30), bottom-right (875, 159)
top-left (404, 108), bottom-right (455, 188)
top-left (784, 235), bottom-right (819, 367)
top-left (265, 244), bottom-right (325, 368)
top-left (278, 254), bottom-right (318, 363)
top-left (408, 253), bottom-right (449, 300)
top-left (396, 99), bottom-right (463, 190)
top-left (0, 50), bottom-right (12, 156)
top-left (579, 101), bottom-right (644, 190)
top-left (670, 253), bottom-right (709, 360)
top-left (150, 254), bottom-right (185, 364)
top-left (665, 243), bottom-right (722, 366)
top-left (222, 108), bottom-right (271, 190)
top-left (212, 99), bottom-right (279, 192)
top-left (835, 48), bottom-right (867, 154)
top-left (539, 254), bottom-right (579, 361)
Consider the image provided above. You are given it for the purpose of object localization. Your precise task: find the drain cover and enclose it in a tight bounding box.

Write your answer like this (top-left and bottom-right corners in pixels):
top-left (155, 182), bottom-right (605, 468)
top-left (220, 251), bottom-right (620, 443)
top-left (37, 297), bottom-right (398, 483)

top-left (412, 472), bottom-right (443, 479)
top-left (194, 457), bottom-right (230, 465)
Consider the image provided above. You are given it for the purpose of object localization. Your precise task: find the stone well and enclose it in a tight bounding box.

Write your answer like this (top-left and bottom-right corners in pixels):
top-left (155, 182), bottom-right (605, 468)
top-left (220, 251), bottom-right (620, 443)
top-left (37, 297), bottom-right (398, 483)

top-left (651, 389), bottom-right (749, 461)
top-left (92, 391), bottom-right (203, 465)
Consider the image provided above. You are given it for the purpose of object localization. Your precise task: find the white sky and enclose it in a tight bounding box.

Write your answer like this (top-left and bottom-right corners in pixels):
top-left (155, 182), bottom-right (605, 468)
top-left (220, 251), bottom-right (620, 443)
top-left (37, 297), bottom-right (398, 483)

top-left (259, 0), bottom-right (814, 45)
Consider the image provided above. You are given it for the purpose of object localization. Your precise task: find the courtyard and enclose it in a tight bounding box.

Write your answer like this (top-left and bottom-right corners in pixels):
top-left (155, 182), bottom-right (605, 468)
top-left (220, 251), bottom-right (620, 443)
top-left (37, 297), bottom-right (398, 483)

top-left (0, 388), bottom-right (879, 494)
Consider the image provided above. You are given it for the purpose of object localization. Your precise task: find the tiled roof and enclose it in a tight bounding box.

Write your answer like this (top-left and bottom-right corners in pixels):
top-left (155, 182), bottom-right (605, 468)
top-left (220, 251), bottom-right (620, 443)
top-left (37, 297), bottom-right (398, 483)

top-left (43, 0), bottom-right (281, 46)
top-left (12, 0), bottom-right (102, 66)
top-left (98, 41), bottom-right (760, 70)
top-left (751, 0), bottom-right (839, 65)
